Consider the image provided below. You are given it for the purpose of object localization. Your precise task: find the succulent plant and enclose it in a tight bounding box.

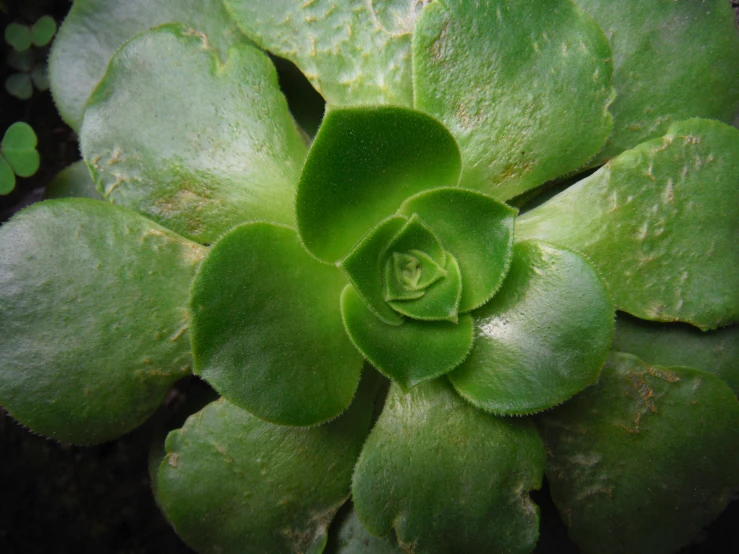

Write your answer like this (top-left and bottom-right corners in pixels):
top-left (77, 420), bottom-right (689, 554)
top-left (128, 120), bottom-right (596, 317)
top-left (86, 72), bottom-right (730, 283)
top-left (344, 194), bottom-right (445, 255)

top-left (1, 1), bottom-right (739, 553)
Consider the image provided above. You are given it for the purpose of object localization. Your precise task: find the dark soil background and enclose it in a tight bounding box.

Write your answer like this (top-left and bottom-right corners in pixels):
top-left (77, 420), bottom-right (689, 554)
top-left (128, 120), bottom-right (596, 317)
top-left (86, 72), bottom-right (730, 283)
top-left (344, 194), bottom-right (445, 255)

top-left (1, 1), bottom-right (738, 553)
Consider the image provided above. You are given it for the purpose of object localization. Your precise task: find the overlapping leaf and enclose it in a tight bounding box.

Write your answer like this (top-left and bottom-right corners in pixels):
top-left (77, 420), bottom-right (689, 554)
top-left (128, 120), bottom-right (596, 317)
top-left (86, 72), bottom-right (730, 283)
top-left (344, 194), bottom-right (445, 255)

top-left (190, 223), bottom-right (363, 426)
top-left (80, 25), bottom-right (306, 243)
top-left (352, 379), bottom-right (545, 554)
top-left (575, 0), bottom-right (739, 161)
top-left (49, 0), bottom-right (250, 129)
top-left (517, 119), bottom-right (739, 330)
top-left (540, 352), bottom-right (739, 554)
top-left (157, 377), bottom-right (378, 554)
top-left (297, 106), bottom-right (461, 263)
top-left (0, 200), bottom-right (205, 444)
top-left (450, 240), bottom-right (614, 415)
top-left (613, 313), bottom-right (739, 397)
top-left (225, 0), bottom-right (420, 106)
top-left (413, 0), bottom-right (614, 200)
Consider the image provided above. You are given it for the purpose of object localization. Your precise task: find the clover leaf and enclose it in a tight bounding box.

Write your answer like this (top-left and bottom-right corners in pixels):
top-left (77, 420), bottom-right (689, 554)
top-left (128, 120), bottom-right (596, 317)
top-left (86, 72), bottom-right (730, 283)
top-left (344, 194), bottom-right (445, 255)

top-left (0, 122), bottom-right (40, 195)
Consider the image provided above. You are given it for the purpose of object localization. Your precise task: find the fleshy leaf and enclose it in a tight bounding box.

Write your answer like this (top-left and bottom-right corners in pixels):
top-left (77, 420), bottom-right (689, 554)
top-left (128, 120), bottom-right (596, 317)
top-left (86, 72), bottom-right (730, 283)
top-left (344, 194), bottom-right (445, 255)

top-left (539, 352), bottom-right (739, 554)
top-left (339, 216), bottom-right (407, 326)
top-left (44, 160), bottom-right (102, 200)
top-left (384, 252), bottom-right (440, 301)
top-left (341, 285), bottom-right (473, 390)
top-left (352, 379), bottom-right (545, 554)
top-left (296, 106), bottom-right (461, 263)
top-left (80, 25), bottom-right (306, 244)
top-left (325, 504), bottom-right (403, 554)
top-left (575, 0), bottom-right (739, 161)
top-left (613, 312), bottom-right (739, 397)
top-left (387, 253), bottom-right (462, 322)
top-left (449, 241), bottom-right (613, 415)
top-left (49, 0), bottom-right (251, 130)
top-left (0, 156), bottom-right (15, 195)
top-left (517, 119), bottom-right (739, 330)
top-left (30, 15), bottom-right (56, 47)
top-left (224, 0), bottom-right (419, 106)
top-left (413, 0), bottom-right (614, 200)
top-left (399, 187), bottom-right (516, 312)
top-left (1, 122), bottom-right (39, 177)
top-left (157, 379), bottom-right (377, 554)
top-left (190, 223), bottom-right (363, 427)
top-left (4, 22), bottom-right (31, 52)
top-left (0, 200), bottom-right (205, 444)
top-left (7, 49), bottom-right (34, 72)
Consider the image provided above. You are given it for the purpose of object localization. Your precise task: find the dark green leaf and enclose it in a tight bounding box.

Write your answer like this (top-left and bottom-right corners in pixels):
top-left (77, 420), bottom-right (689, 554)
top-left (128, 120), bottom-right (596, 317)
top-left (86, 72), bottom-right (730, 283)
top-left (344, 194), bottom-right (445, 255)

top-left (339, 216), bottom-right (407, 326)
top-left (224, 0), bottom-right (418, 106)
top-left (413, 0), bottom-right (614, 200)
top-left (352, 379), bottom-right (545, 554)
top-left (449, 241), bottom-right (613, 415)
top-left (80, 25), bottom-right (306, 243)
top-left (190, 223), bottom-right (362, 426)
top-left (398, 187), bottom-right (516, 312)
top-left (517, 119), bottom-right (739, 330)
top-left (613, 312), bottom-right (739, 397)
top-left (575, 0), bottom-right (739, 161)
top-left (539, 352), bottom-right (739, 554)
top-left (6, 48), bottom-right (34, 72)
top-left (157, 378), bottom-right (377, 554)
top-left (4, 22), bottom-right (31, 52)
top-left (5, 73), bottom-right (33, 100)
top-left (341, 285), bottom-right (473, 390)
top-left (325, 504), bottom-right (403, 554)
top-left (296, 106), bottom-right (461, 263)
top-left (30, 15), bottom-right (56, 47)
top-left (44, 160), bottom-right (102, 200)
top-left (0, 200), bottom-right (205, 444)
top-left (49, 0), bottom-right (251, 129)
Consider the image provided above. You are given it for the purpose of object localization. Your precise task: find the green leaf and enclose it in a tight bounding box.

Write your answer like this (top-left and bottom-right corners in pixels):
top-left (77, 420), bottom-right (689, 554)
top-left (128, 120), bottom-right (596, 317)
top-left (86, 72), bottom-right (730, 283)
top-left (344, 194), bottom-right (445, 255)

top-left (575, 0), bottom-right (739, 162)
top-left (44, 160), bottom-right (102, 200)
top-left (352, 379), bottom-right (545, 554)
top-left (4, 22), bottom-right (31, 52)
top-left (383, 251), bottom-right (444, 302)
top-left (30, 15), bottom-right (56, 47)
top-left (325, 504), bottom-right (403, 554)
top-left (6, 48), bottom-right (34, 72)
top-left (613, 312), bottom-right (739, 397)
top-left (449, 241), bottom-right (613, 415)
top-left (341, 285), bottom-right (473, 390)
top-left (387, 253), bottom-right (462, 322)
top-left (224, 0), bottom-right (419, 106)
top-left (399, 187), bottom-right (516, 312)
top-left (30, 63), bottom-right (49, 91)
top-left (0, 156), bottom-right (15, 195)
top-left (49, 0), bottom-right (251, 130)
top-left (0, 200), bottom-right (206, 444)
top-left (190, 222), bottom-right (363, 427)
top-left (539, 352), bottom-right (739, 554)
top-left (80, 25), bottom-right (306, 244)
top-left (1, 122), bottom-right (39, 177)
top-left (413, 0), bottom-right (614, 201)
top-left (339, 216), bottom-right (407, 326)
top-left (296, 106), bottom-right (461, 263)
top-left (517, 119), bottom-right (739, 330)
top-left (157, 379), bottom-right (377, 554)
top-left (5, 73), bottom-right (33, 100)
